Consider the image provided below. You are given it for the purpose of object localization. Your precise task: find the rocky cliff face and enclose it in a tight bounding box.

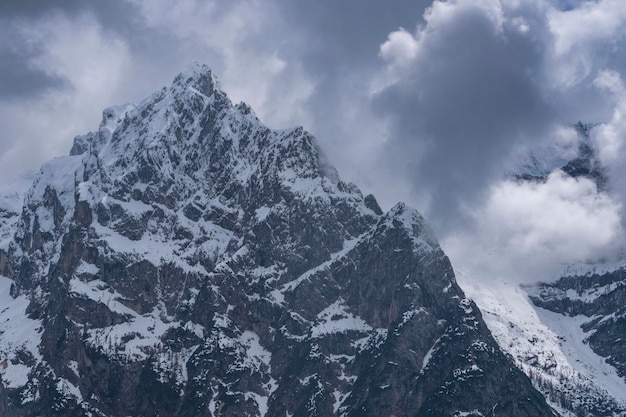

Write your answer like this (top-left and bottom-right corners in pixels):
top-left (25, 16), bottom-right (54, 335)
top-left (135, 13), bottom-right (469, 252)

top-left (529, 267), bottom-right (626, 382)
top-left (0, 63), bottom-right (558, 417)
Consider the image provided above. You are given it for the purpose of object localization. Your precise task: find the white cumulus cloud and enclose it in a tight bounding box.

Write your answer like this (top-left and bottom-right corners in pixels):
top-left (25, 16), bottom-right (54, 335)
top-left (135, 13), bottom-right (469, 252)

top-left (445, 171), bottom-right (623, 283)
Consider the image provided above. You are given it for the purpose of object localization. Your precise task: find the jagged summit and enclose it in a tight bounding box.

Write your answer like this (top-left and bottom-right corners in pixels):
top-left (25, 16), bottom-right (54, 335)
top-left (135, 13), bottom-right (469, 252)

top-left (69, 64), bottom-right (341, 198)
top-left (0, 64), bottom-right (558, 417)
top-left (511, 121), bottom-right (607, 190)
top-left (173, 61), bottom-right (218, 95)
top-left (12, 64), bottom-right (380, 297)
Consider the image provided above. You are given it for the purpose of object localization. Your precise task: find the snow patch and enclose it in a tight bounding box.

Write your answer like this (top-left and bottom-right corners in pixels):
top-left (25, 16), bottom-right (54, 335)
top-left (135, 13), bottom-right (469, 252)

top-left (311, 299), bottom-right (372, 338)
top-left (238, 331), bottom-right (272, 372)
top-left (57, 378), bottom-right (83, 402)
top-left (69, 277), bottom-right (136, 316)
top-left (0, 276), bottom-right (42, 389)
top-left (281, 235), bottom-right (363, 294)
top-left (421, 336), bottom-right (441, 373)
top-left (255, 206), bottom-right (271, 222)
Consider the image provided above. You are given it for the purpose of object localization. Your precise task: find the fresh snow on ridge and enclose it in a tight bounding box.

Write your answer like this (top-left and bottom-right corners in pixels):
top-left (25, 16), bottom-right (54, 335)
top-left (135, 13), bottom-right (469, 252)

top-left (385, 202), bottom-right (439, 254)
top-left (0, 276), bottom-right (42, 389)
top-left (456, 271), bottom-right (626, 415)
top-left (310, 299), bottom-right (372, 338)
top-left (0, 171), bottom-right (34, 250)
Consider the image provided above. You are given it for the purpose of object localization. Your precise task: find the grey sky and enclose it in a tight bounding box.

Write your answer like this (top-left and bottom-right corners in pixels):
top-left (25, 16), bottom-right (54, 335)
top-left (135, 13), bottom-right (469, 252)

top-left (2, 0), bottom-right (626, 283)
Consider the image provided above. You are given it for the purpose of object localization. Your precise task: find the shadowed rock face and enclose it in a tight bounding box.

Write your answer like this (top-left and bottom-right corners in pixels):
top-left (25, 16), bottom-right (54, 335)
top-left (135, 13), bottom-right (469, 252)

top-left (529, 269), bottom-right (626, 382)
top-left (0, 63), bottom-right (558, 417)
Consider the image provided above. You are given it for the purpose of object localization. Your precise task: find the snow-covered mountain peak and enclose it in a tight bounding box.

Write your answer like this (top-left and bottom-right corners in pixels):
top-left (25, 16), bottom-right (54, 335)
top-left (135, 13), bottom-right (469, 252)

top-left (172, 61), bottom-right (218, 97)
top-left (0, 64), bottom-right (562, 417)
top-left (11, 64), bottom-right (386, 297)
top-left (384, 202), bottom-right (440, 254)
top-left (52, 65), bottom-right (359, 194)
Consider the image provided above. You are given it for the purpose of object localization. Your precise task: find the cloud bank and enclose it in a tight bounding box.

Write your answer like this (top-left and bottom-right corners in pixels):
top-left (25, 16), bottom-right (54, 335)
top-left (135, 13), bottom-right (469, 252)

top-left (369, 0), bottom-right (626, 282)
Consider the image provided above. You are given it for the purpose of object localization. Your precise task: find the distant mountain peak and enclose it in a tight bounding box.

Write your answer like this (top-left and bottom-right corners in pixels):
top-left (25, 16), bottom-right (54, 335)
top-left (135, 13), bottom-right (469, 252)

top-left (509, 121), bottom-right (607, 190)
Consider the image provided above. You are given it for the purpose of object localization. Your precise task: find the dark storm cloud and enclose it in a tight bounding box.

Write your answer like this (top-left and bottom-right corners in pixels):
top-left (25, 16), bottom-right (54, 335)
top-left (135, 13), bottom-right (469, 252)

top-left (0, 0), bottom-right (135, 27)
top-left (0, 0), bottom-right (143, 101)
top-left (0, 1), bottom-right (87, 100)
top-left (275, 0), bottom-right (430, 121)
top-left (278, 0), bottom-right (429, 68)
top-left (374, 3), bottom-right (556, 231)
top-left (0, 29), bottom-right (68, 99)
top-left (265, 0), bottom-right (433, 194)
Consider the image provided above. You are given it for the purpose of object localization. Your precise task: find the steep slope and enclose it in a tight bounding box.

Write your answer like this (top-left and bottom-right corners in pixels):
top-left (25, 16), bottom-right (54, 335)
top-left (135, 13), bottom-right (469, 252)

top-left (0, 171), bottom-right (34, 277)
top-left (528, 265), bottom-right (626, 381)
top-left (458, 274), bottom-right (626, 417)
top-left (526, 263), bottom-right (626, 412)
top-left (0, 63), bottom-right (557, 417)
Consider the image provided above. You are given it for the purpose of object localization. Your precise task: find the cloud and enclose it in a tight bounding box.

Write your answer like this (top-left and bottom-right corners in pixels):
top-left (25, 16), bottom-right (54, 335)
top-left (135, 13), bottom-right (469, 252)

top-left (130, 0), bottom-right (315, 130)
top-left (592, 70), bottom-right (626, 166)
top-left (444, 171), bottom-right (624, 283)
top-left (588, 69), bottom-right (626, 238)
top-left (0, 24), bottom-right (68, 99)
top-left (549, 0), bottom-right (626, 57)
top-left (0, 1), bottom-right (141, 100)
top-left (544, 0), bottom-right (626, 122)
top-left (373, 0), bottom-right (555, 230)
top-left (371, 0), bottom-right (626, 285)
top-left (0, 13), bottom-right (132, 182)
top-left (379, 28), bottom-right (419, 70)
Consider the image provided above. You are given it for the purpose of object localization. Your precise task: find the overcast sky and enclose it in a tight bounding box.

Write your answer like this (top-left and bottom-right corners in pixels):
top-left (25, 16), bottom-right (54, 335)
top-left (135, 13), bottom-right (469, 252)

top-left (2, 0), bottom-right (626, 284)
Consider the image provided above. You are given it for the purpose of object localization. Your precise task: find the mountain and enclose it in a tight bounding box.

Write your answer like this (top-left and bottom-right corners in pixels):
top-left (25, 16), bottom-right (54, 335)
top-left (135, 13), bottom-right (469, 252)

top-left (511, 122), bottom-right (607, 191)
top-left (0, 63), bottom-right (558, 417)
top-left (458, 274), bottom-right (626, 417)
top-left (528, 265), bottom-right (626, 381)
top-left (525, 263), bottom-right (626, 416)
top-left (457, 129), bottom-right (626, 417)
